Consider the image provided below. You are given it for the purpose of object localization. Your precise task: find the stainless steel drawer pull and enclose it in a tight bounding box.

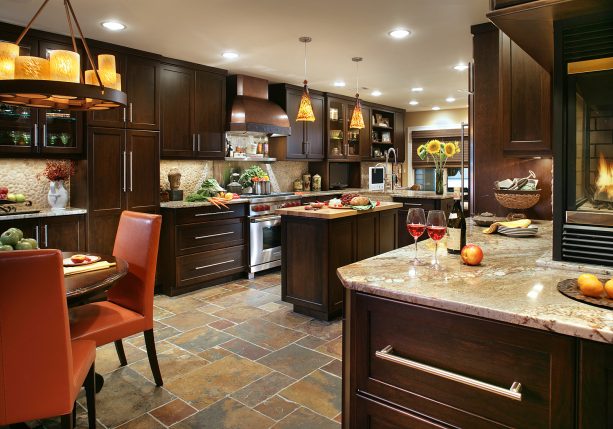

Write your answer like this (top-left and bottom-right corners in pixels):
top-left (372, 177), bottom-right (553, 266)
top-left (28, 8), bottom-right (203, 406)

top-left (194, 211), bottom-right (234, 217)
top-left (194, 231), bottom-right (234, 240)
top-left (404, 203), bottom-right (423, 207)
top-left (375, 346), bottom-right (523, 401)
top-left (195, 259), bottom-right (234, 270)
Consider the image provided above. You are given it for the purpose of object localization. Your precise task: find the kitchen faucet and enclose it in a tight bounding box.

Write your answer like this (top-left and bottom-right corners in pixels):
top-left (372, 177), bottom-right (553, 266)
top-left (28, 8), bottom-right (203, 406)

top-left (385, 148), bottom-right (397, 191)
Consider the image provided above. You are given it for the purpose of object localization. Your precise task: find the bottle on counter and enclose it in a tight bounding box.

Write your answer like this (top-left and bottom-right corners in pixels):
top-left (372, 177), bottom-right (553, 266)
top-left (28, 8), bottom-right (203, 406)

top-left (446, 196), bottom-right (466, 255)
top-left (226, 142), bottom-right (233, 158)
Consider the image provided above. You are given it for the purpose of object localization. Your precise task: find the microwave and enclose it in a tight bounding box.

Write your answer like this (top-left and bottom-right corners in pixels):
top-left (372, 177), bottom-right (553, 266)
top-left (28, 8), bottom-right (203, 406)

top-left (369, 166), bottom-right (385, 191)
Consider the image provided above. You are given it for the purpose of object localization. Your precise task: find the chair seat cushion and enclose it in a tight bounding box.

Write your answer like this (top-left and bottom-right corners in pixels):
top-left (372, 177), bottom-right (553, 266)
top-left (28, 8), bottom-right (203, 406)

top-left (70, 301), bottom-right (147, 346)
top-left (70, 339), bottom-right (96, 398)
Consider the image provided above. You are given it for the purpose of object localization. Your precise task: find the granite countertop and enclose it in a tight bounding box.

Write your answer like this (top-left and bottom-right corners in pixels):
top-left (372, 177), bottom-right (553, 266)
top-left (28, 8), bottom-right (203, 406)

top-left (276, 202), bottom-right (402, 219)
top-left (337, 221), bottom-right (613, 344)
top-left (160, 199), bottom-right (249, 209)
top-left (0, 207), bottom-right (87, 221)
top-left (297, 188), bottom-right (454, 200)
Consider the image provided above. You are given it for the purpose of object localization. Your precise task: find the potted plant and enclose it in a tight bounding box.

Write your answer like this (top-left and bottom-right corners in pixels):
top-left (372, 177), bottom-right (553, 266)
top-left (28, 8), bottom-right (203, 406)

top-left (38, 160), bottom-right (75, 211)
top-left (416, 140), bottom-right (461, 195)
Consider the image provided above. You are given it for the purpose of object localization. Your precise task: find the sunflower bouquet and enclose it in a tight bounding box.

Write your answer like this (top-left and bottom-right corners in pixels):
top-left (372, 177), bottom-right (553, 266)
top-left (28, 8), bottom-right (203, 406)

top-left (416, 140), bottom-right (461, 193)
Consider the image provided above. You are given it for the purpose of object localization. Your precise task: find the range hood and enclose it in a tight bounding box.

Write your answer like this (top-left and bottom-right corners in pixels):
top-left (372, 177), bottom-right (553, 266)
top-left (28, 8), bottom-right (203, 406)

top-left (227, 75), bottom-right (291, 137)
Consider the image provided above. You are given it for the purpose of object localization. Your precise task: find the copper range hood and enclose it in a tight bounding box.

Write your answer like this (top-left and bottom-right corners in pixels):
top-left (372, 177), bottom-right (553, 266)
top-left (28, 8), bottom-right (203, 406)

top-left (227, 75), bottom-right (290, 137)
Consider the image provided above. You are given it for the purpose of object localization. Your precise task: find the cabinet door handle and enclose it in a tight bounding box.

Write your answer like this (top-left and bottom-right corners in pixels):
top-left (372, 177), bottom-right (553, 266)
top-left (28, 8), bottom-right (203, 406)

top-left (194, 210), bottom-right (234, 217)
top-left (130, 151), bottom-right (133, 192)
top-left (194, 231), bottom-right (234, 240)
top-left (376, 345), bottom-right (523, 401)
top-left (197, 134), bottom-right (201, 152)
top-left (34, 225), bottom-right (39, 243)
top-left (404, 203), bottom-right (423, 207)
top-left (33, 124), bottom-right (38, 147)
top-left (43, 124), bottom-right (47, 147)
top-left (129, 103), bottom-right (133, 123)
top-left (192, 134), bottom-right (196, 152)
top-left (123, 107), bottom-right (126, 123)
top-left (122, 151), bottom-right (127, 192)
top-left (195, 259), bottom-right (234, 270)
top-left (43, 224), bottom-right (48, 248)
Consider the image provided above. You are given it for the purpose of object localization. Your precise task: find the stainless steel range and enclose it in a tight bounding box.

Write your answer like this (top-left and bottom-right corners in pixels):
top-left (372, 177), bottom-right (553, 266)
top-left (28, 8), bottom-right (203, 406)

top-left (244, 193), bottom-right (301, 277)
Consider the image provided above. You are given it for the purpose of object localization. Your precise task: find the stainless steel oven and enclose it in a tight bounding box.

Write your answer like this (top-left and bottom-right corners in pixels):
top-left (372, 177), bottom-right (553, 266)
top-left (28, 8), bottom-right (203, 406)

top-left (245, 193), bottom-right (301, 277)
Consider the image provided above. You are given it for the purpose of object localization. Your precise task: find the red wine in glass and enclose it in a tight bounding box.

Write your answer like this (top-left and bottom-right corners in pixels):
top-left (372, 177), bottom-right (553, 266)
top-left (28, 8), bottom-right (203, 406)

top-left (426, 210), bottom-right (447, 270)
top-left (427, 226), bottom-right (447, 241)
top-left (406, 208), bottom-right (426, 266)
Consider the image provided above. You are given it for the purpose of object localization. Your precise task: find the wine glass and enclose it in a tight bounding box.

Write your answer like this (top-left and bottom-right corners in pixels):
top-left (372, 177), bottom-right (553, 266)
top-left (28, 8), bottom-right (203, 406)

top-left (406, 208), bottom-right (426, 266)
top-left (426, 210), bottom-right (447, 270)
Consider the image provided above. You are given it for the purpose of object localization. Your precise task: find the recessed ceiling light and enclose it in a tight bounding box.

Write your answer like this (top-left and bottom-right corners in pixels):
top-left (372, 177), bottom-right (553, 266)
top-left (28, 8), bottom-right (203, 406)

top-left (371, 90), bottom-right (382, 97)
top-left (411, 87), bottom-right (423, 92)
top-left (432, 106), bottom-right (440, 111)
top-left (409, 100), bottom-right (419, 106)
top-left (453, 63), bottom-right (469, 71)
top-left (333, 81), bottom-right (346, 87)
top-left (101, 21), bottom-right (126, 31)
top-left (446, 97), bottom-right (456, 103)
top-left (222, 51), bottom-right (239, 59)
top-left (388, 29), bottom-right (411, 39)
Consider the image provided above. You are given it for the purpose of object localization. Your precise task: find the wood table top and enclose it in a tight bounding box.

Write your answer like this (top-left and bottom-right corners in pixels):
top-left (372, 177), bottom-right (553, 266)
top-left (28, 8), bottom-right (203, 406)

top-left (276, 201), bottom-right (402, 219)
top-left (63, 252), bottom-right (128, 305)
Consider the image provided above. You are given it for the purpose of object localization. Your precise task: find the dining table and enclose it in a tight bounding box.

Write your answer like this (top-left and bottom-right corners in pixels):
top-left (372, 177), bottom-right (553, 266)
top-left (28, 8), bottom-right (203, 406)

top-left (63, 251), bottom-right (129, 393)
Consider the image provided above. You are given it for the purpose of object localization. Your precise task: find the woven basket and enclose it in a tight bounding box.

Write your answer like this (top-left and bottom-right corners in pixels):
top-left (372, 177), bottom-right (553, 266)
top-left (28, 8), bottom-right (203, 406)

top-left (494, 189), bottom-right (541, 210)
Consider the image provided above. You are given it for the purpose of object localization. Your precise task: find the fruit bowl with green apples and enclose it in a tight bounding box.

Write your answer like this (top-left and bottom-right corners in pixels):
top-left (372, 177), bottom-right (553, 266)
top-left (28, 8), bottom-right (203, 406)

top-left (0, 228), bottom-right (39, 251)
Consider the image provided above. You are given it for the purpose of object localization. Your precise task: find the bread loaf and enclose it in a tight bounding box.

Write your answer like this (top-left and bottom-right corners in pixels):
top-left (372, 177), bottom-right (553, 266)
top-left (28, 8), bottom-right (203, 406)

top-left (350, 196), bottom-right (370, 206)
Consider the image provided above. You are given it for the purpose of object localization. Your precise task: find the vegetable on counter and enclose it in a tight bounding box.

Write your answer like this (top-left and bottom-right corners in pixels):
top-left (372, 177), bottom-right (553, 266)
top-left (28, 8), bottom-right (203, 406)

top-left (186, 178), bottom-right (226, 201)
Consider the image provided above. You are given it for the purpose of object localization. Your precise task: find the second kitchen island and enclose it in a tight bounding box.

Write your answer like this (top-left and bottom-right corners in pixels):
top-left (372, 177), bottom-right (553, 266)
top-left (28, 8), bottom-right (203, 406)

top-left (277, 202), bottom-right (402, 320)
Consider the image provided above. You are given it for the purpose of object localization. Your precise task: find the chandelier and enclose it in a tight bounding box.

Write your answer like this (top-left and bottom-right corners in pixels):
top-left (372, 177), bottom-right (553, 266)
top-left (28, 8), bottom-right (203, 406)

top-left (0, 0), bottom-right (127, 111)
top-left (296, 36), bottom-right (315, 122)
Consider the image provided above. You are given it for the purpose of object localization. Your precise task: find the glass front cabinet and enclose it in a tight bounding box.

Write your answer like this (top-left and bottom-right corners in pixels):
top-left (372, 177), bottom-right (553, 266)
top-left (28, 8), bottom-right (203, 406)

top-left (326, 96), bottom-right (363, 161)
top-left (0, 103), bottom-right (82, 156)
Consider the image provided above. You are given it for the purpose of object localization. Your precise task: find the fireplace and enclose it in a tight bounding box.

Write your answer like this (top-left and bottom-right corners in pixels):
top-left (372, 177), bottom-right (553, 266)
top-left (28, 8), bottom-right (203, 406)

top-left (553, 15), bottom-right (613, 266)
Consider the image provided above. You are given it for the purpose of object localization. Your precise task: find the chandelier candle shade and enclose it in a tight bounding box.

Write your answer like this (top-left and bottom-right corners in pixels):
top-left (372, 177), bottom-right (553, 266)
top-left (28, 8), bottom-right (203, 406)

top-left (0, 0), bottom-right (127, 110)
top-left (0, 42), bottom-right (19, 80)
top-left (296, 36), bottom-right (315, 122)
top-left (350, 57), bottom-right (365, 129)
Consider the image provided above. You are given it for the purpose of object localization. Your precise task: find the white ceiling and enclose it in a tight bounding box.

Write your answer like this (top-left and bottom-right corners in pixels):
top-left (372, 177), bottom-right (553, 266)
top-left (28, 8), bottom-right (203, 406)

top-left (1, 0), bottom-right (489, 111)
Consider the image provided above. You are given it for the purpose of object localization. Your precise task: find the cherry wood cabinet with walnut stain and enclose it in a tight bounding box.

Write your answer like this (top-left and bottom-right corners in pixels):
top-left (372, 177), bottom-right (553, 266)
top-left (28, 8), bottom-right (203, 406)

top-left (0, 215), bottom-right (86, 251)
top-left (281, 208), bottom-right (398, 321)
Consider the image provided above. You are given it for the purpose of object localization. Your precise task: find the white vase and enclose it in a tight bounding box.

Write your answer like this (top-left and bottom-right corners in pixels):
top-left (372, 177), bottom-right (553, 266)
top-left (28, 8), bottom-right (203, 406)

top-left (48, 180), bottom-right (68, 211)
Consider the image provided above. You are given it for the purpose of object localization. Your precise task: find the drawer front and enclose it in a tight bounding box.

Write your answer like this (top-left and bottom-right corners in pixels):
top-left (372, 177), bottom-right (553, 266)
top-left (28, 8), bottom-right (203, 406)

top-left (354, 293), bottom-right (575, 429)
top-left (177, 245), bottom-right (246, 288)
top-left (174, 203), bottom-right (247, 225)
top-left (354, 394), bottom-right (450, 429)
top-left (176, 218), bottom-right (245, 254)
top-left (393, 198), bottom-right (436, 211)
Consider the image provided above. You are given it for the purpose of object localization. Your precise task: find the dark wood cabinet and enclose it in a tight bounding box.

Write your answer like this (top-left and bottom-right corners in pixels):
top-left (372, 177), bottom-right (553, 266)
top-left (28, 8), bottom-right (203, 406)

top-left (268, 84), bottom-right (325, 160)
top-left (578, 340), bottom-right (613, 428)
top-left (125, 130), bottom-right (160, 212)
top-left (394, 111), bottom-right (406, 163)
top-left (345, 291), bottom-right (577, 429)
top-left (393, 196), bottom-right (454, 247)
top-left (500, 33), bottom-right (551, 156)
top-left (126, 56), bottom-right (160, 131)
top-left (159, 204), bottom-right (248, 296)
top-left (327, 96), bottom-right (362, 161)
top-left (160, 64), bottom-right (226, 159)
top-left (0, 214), bottom-right (86, 251)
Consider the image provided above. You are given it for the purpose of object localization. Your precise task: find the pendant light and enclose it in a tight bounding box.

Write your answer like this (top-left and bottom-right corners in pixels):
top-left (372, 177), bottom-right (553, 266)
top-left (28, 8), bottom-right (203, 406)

top-left (349, 57), bottom-right (365, 129)
top-left (296, 36), bottom-right (315, 122)
top-left (0, 0), bottom-right (127, 111)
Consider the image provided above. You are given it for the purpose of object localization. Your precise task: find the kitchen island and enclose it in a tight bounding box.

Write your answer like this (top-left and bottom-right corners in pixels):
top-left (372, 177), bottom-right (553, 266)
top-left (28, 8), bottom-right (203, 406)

top-left (277, 201), bottom-right (401, 320)
top-left (337, 221), bottom-right (613, 428)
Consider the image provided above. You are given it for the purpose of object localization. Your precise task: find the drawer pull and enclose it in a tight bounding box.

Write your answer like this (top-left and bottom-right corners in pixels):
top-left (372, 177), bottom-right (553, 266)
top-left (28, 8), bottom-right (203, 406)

top-left (375, 345), bottom-right (523, 401)
top-left (194, 211), bottom-right (235, 217)
top-left (194, 231), bottom-right (234, 240)
top-left (404, 203), bottom-right (423, 207)
top-left (195, 259), bottom-right (235, 270)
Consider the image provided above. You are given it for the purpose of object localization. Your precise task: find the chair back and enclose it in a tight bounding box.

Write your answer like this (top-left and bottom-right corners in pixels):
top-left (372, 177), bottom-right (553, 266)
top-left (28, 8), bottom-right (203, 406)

top-left (108, 211), bottom-right (162, 326)
top-left (0, 249), bottom-right (74, 424)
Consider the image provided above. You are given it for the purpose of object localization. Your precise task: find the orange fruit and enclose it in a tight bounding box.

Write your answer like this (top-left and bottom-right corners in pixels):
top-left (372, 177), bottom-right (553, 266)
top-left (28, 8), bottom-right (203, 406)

top-left (578, 274), bottom-right (604, 298)
top-left (605, 279), bottom-right (613, 299)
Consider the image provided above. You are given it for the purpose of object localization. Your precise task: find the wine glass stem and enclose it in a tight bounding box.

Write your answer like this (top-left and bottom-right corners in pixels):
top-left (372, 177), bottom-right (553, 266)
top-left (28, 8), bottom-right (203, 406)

top-left (434, 242), bottom-right (438, 265)
top-left (414, 237), bottom-right (418, 261)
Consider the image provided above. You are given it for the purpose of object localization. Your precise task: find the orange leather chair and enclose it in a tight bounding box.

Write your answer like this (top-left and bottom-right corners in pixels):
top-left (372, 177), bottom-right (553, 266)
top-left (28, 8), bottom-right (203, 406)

top-left (0, 249), bottom-right (96, 429)
top-left (69, 211), bottom-right (163, 386)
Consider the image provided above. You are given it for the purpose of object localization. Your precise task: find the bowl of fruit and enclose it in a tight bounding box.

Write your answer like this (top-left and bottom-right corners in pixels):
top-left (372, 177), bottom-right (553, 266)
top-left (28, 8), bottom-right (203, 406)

top-left (0, 228), bottom-right (39, 251)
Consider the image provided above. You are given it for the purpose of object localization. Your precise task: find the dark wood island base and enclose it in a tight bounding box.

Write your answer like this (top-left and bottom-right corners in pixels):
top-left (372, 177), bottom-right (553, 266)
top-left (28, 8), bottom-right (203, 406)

top-left (278, 202), bottom-right (401, 320)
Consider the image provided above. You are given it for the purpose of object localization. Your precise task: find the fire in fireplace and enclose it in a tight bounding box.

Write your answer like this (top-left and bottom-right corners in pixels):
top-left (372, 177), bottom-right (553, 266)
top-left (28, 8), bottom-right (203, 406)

top-left (594, 153), bottom-right (613, 205)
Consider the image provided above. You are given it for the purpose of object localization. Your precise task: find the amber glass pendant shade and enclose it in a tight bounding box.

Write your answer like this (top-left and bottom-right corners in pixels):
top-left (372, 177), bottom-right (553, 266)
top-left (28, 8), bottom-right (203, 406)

top-left (296, 82), bottom-right (315, 122)
top-left (350, 96), bottom-right (365, 129)
top-left (0, 42), bottom-right (20, 80)
top-left (49, 50), bottom-right (80, 83)
top-left (15, 56), bottom-right (50, 80)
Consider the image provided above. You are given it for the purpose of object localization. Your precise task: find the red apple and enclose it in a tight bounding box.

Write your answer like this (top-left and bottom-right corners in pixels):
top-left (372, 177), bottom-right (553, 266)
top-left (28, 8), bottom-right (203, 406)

top-left (461, 244), bottom-right (483, 266)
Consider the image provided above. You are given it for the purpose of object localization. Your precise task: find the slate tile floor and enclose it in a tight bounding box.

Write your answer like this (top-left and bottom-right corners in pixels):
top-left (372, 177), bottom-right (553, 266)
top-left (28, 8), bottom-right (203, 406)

top-left (11, 271), bottom-right (342, 429)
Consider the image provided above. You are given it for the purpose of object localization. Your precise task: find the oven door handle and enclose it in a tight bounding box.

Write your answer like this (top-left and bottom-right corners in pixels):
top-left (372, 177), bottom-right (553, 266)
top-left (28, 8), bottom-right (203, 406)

top-left (251, 215), bottom-right (282, 224)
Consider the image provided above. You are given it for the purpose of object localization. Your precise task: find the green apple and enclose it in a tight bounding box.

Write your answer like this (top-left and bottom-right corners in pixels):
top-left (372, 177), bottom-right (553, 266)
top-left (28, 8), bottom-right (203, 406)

top-left (21, 238), bottom-right (38, 249)
top-left (7, 228), bottom-right (23, 241)
top-left (0, 245), bottom-right (13, 251)
top-left (6, 193), bottom-right (16, 201)
top-left (0, 229), bottom-right (20, 246)
top-left (14, 240), bottom-right (33, 250)
top-left (14, 194), bottom-right (25, 203)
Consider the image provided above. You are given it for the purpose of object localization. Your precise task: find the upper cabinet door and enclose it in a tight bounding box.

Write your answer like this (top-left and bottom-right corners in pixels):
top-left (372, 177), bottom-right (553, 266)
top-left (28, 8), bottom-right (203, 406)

top-left (87, 48), bottom-right (127, 128)
top-left (194, 70), bottom-right (226, 159)
top-left (394, 111), bottom-right (406, 163)
top-left (126, 56), bottom-right (160, 130)
top-left (501, 35), bottom-right (551, 156)
top-left (87, 127), bottom-right (126, 215)
top-left (358, 104), bottom-right (372, 159)
top-left (38, 108), bottom-right (83, 155)
top-left (160, 64), bottom-right (194, 158)
top-left (306, 92), bottom-right (325, 160)
top-left (285, 88), bottom-right (307, 159)
top-left (126, 130), bottom-right (160, 212)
